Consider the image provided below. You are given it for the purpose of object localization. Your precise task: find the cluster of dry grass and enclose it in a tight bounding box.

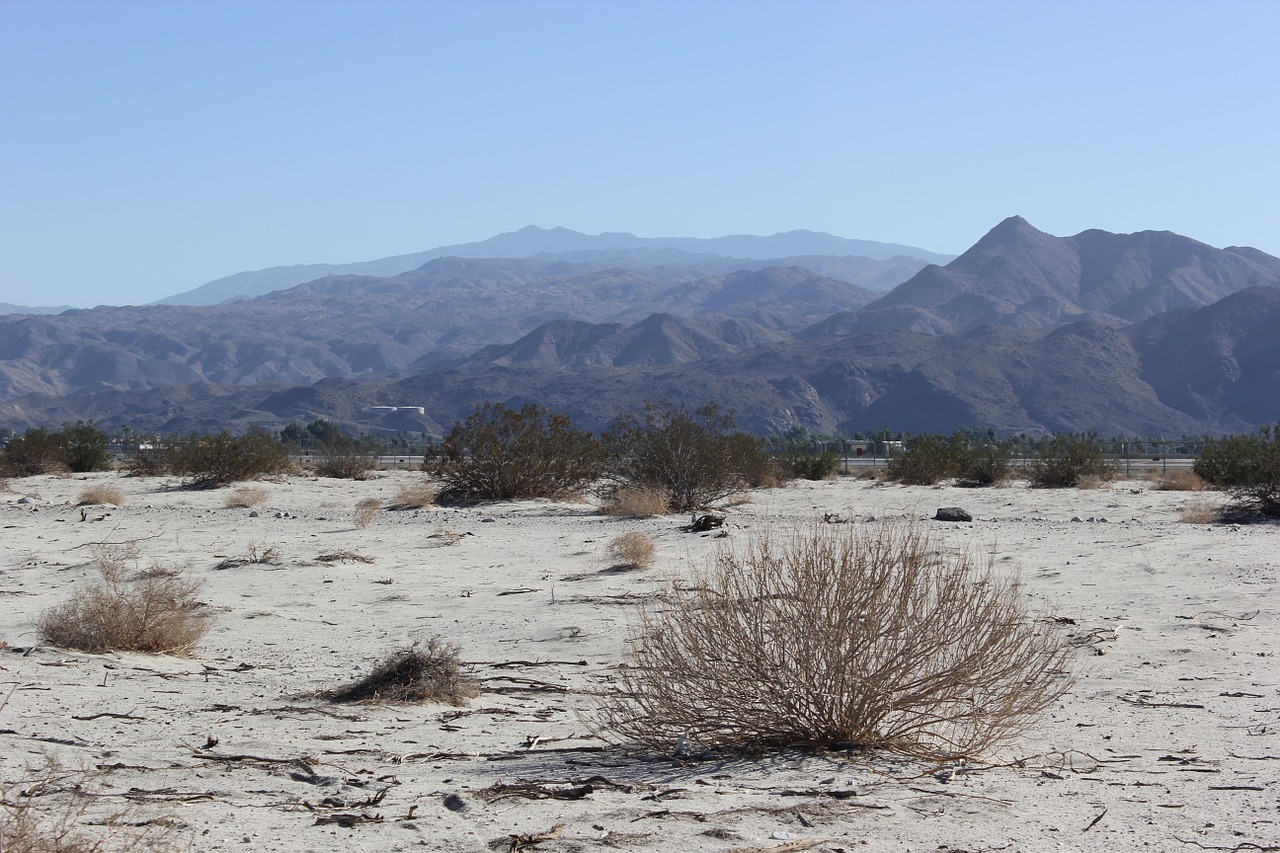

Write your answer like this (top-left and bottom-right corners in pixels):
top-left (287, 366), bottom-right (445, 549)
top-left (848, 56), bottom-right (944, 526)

top-left (352, 497), bottom-right (381, 528)
top-left (390, 480), bottom-right (436, 510)
top-left (37, 549), bottom-right (208, 655)
top-left (600, 486), bottom-right (668, 517)
top-left (222, 486), bottom-right (268, 509)
top-left (594, 521), bottom-right (1072, 758)
top-left (604, 532), bottom-right (657, 569)
top-left (74, 484), bottom-right (126, 507)
top-left (324, 638), bottom-right (478, 706)
top-left (1149, 469), bottom-right (1210, 491)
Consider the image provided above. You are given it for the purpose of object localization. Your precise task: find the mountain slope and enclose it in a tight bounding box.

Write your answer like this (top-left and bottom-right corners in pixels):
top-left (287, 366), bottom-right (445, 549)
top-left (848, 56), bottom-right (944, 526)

top-left (848, 216), bottom-right (1280, 334)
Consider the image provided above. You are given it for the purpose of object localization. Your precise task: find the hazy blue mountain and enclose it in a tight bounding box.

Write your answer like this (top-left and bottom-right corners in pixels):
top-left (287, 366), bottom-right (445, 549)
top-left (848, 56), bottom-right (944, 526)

top-left (0, 302), bottom-right (76, 316)
top-left (155, 226), bottom-right (951, 305)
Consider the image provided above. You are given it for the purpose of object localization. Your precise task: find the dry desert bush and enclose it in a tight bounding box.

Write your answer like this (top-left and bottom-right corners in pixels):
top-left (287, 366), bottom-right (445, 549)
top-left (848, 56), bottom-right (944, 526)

top-left (605, 532), bottom-right (657, 569)
top-left (352, 497), bottom-right (381, 528)
top-left (600, 486), bottom-right (669, 517)
top-left (1179, 498), bottom-right (1222, 524)
top-left (594, 521), bottom-right (1072, 759)
top-left (391, 479), bottom-right (436, 510)
top-left (0, 756), bottom-right (181, 852)
top-left (37, 551), bottom-right (208, 655)
top-left (74, 483), bottom-right (126, 507)
top-left (223, 486), bottom-right (267, 509)
top-left (325, 638), bottom-right (479, 706)
top-left (1150, 469), bottom-right (1209, 491)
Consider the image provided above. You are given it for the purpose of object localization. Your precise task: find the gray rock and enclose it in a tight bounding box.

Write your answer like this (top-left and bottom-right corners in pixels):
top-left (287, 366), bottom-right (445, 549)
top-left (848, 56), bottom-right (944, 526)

top-left (934, 507), bottom-right (972, 522)
top-left (248, 510), bottom-right (259, 517)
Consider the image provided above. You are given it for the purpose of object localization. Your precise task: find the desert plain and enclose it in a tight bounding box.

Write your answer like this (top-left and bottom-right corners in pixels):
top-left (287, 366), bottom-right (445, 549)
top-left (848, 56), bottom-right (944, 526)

top-left (1, 469), bottom-right (1276, 852)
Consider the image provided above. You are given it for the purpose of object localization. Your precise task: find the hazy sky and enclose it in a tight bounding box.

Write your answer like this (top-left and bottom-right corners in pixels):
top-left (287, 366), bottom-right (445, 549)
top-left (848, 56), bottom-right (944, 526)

top-left (2, 1), bottom-right (1276, 308)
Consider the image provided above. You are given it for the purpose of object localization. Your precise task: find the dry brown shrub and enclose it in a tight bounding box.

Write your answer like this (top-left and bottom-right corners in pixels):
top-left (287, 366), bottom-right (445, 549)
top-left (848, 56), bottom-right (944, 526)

top-left (352, 497), bottom-right (381, 528)
top-left (75, 483), bottom-right (126, 507)
top-left (223, 486), bottom-right (267, 509)
top-left (601, 487), bottom-right (668, 517)
top-left (853, 466), bottom-right (884, 481)
top-left (390, 479), bottom-right (436, 510)
top-left (325, 638), bottom-right (478, 706)
top-left (1151, 469), bottom-right (1209, 491)
top-left (1179, 498), bottom-right (1222, 524)
top-left (606, 532), bottom-right (657, 569)
top-left (317, 550), bottom-right (374, 564)
top-left (593, 521), bottom-right (1072, 759)
top-left (0, 756), bottom-right (182, 852)
top-left (37, 554), bottom-right (209, 655)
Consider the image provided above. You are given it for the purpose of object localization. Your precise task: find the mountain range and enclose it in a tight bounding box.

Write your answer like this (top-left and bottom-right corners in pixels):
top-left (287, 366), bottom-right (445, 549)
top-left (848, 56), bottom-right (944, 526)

top-left (1, 217), bottom-right (1277, 438)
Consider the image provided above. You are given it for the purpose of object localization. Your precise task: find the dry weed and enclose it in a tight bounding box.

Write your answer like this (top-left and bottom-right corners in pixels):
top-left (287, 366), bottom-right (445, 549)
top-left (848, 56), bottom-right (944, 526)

top-left (601, 487), bottom-right (668, 517)
top-left (1179, 498), bottom-right (1222, 524)
top-left (75, 484), bottom-right (126, 507)
top-left (1151, 469), bottom-right (1209, 491)
top-left (428, 527), bottom-right (465, 546)
top-left (605, 532), bottom-right (657, 569)
top-left (352, 497), bottom-right (381, 528)
top-left (0, 756), bottom-right (182, 852)
top-left (594, 521), bottom-right (1072, 759)
top-left (223, 486), bottom-right (268, 509)
top-left (37, 556), bottom-right (208, 655)
top-left (390, 479), bottom-right (436, 510)
top-left (326, 638), bottom-right (478, 705)
top-left (317, 550), bottom-right (374, 564)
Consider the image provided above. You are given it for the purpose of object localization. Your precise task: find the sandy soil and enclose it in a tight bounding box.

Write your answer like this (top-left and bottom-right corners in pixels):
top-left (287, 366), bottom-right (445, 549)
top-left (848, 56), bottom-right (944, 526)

top-left (1, 471), bottom-right (1276, 852)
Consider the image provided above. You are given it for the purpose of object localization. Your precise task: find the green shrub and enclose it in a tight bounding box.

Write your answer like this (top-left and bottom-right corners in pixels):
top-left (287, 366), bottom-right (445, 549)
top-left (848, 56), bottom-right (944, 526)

top-left (784, 450), bottom-right (841, 481)
top-left (956, 443), bottom-right (1011, 487)
top-left (314, 443), bottom-right (377, 480)
top-left (1195, 425), bottom-right (1280, 519)
top-left (436, 403), bottom-right (605, 505)
top-left (171, 429), bottom-right (292, 489)
top-left (60, 420), bottom-right (112, 473)
top-left (605, 402), bottom-right (765, 512)
top-left (884, 433), bottom-right (966, 485)
top-left (1029, 435), bottom-right (1115, 488)
top-left (0, 427), bottom-right (67, 476)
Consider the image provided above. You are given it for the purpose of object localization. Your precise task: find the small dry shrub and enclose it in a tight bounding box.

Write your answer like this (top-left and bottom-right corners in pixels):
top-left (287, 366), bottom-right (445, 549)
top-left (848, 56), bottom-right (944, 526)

top-left (606, 532), bottom-right (657, 569)
top-left (0, 756), bottom-right (181, 852)
top-left (326, 638), bottom-right (478, 705)
top-left (75, 483), bottom-right (126, 507)
top-left (1151, 469), bottom-right (1209, 491)
top-left (223, 486), bottom-right (268, 509)
top-left (428, 527), bottom-right (465, 546)
top-left (353, 497), bottom-right (381, 528)
top-left (314, 447), bottom-right (376, 480)
top-left (601, 486), bottom-right (668, 517)
top-left (1179, 498), bottom-right (1222, 524)
top-left (317, 550), bottom-right (374, 564)
top-left (391, 479), bottom-right (436, 510)
top-left (37, 557), bottom-right (208, 655)
top-left (594, 521), bottom-right (1072, 758)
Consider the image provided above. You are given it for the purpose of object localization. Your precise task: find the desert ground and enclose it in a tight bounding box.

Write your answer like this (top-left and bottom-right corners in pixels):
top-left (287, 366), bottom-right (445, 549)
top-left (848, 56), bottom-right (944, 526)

top-left (1, 470), bottom-right (1276, 852)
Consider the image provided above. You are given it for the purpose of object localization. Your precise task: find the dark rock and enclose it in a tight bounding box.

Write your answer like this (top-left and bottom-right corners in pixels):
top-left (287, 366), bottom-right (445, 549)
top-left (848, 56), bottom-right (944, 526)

top-left (687, 514), bottom-right (726, 532)
top-left (934, 507), bottom-right (972, 522)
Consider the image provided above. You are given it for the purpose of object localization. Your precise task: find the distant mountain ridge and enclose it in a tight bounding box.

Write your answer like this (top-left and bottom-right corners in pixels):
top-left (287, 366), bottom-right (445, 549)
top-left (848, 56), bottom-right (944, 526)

top-left (157, 226), bottom-right (953, 306)
top-left (3, 216), bottom-right (1278, 438)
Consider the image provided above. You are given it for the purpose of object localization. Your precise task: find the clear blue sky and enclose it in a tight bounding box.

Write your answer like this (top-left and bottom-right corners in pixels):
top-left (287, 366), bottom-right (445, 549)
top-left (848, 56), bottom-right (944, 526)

top-left (2, 0), bottom-right (1276, 307)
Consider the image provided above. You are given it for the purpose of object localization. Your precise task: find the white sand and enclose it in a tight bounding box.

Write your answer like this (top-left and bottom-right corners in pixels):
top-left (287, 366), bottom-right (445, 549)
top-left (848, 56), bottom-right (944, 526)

top-left (1, 471), bottom-right (1276, 851)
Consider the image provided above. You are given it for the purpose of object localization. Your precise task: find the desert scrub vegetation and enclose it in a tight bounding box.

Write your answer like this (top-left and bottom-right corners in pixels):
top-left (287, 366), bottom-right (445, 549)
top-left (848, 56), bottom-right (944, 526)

top-left (168, 428), bottom-right (291, 489)
top-left (353, 497), bottom-right (381, 528)
top-left (600, 486), bottom-right (669, 518)
top-left (223, 485), bottom-right (268, 508)
top-left (436, 403), bottom-right (605, 505)
top-left (0, 756), bottom-right (181, 852)
top-left (1148, 469), bottom-right (1209, 491)
top-left (884, 433), bottom-right (1011, 487)
top-left (313, 444), bottom-right (377, 480)
top-left (594, 521), bottom-right (1072, 758)
top-left (1194, 424), bottom-right (1280, 520)
top-left (605, 401), bottom-right (770, 512)
top-left (390, 479), bottom-right (436, 509)
top-left (0, 421), bottom-right (112, 477)
top-left (605, 531), bottom-right (657, 569)
top-left (782, 449), bottom-right (841, 481)
top-left (1028, 434), bottom-right (1115, 488)
top-left (75, 483), bottom-right (126, 507)
top-left (325, 638), bottom-right (479, 705)
top-left (37, 550), bottom-right (209, 655)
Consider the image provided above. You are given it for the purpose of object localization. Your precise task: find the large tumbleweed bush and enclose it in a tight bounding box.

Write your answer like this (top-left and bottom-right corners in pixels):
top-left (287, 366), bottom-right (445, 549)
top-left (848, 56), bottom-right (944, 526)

top-left (594, 522), bottom-right (1071, 758)
top-left (37, 552), bottom-right (209, 655)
